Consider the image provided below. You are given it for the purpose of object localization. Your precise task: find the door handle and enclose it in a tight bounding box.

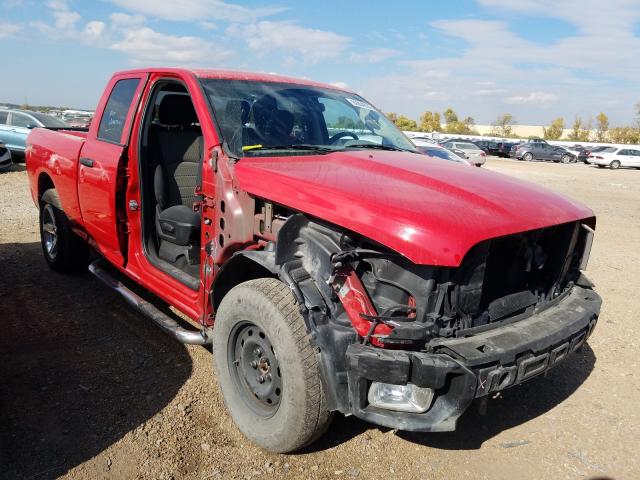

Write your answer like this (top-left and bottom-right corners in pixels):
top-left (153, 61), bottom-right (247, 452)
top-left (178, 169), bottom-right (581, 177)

top-left (79, 157), bottom-right (94, 168)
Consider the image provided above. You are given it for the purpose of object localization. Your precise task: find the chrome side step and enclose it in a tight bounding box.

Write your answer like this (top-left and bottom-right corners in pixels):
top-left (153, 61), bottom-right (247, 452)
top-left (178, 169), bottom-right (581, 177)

top-left (88, 260), bottom-right (212, 345)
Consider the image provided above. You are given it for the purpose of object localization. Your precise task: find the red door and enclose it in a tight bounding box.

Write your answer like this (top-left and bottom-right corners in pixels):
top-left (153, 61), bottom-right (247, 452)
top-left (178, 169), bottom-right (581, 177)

top-left (78, 73), bottom-right (147, 266)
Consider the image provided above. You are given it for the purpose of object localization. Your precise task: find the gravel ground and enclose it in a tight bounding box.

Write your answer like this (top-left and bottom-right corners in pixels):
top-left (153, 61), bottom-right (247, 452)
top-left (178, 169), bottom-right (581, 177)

top-left (1, 158), bottom-right (639, 480)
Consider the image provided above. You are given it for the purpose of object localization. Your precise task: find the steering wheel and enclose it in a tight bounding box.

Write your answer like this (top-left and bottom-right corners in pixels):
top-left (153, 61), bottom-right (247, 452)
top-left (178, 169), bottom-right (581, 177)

top-left (329, 131), bottom-right (359, 144)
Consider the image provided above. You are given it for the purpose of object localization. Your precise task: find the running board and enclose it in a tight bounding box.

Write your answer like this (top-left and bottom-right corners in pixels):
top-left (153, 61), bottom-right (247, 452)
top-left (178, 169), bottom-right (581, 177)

top-left (88, 260), bottom-right (212, 345)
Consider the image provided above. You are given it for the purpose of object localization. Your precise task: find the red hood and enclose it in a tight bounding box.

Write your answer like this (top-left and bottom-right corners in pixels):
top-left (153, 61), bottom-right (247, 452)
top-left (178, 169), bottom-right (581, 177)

top-left (235, 151), bottom-right (594, 266)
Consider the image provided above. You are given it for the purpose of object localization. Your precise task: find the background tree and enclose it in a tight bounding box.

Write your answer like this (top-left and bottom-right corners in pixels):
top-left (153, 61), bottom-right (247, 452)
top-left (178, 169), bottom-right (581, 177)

top-left (443, 108), bottom-right (458, 124)
top-left (609, 126), bottom-right (640, 144)
top-left (543, 117), bottom-right (564, 140)
top-left (568, 117), bottom-right (585, 141)
top-left (595, 112), bottom-right (609, 142)
top-left (490, 113), bottom-right (515, 138)
top-left (394, 115), bottom-right (418, 131)
top-left (418, 111), bottom-right (441, 132)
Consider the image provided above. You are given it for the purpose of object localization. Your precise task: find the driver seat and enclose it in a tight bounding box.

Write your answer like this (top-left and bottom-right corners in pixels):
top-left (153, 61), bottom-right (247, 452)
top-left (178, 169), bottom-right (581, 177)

top-left (153, 94), bottom-right (202, 249)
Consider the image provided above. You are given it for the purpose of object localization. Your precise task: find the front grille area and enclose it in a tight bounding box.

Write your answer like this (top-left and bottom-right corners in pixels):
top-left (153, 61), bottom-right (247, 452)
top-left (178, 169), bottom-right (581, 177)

top-left (450, 221), bottom-right (586, 330)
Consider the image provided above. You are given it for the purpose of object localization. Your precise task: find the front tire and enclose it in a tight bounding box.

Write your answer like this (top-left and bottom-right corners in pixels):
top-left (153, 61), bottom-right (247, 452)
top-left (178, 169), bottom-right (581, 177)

top-left (523, 152), bottom-right (533, 161)
top-left (561, 155), bottom-right (572, 164)
top-left (213, 278), bottom-right (332, 453)
top-left (39, 189), bottom-right (89, 272)
top-left (610, 160), bottom-right (621, 169)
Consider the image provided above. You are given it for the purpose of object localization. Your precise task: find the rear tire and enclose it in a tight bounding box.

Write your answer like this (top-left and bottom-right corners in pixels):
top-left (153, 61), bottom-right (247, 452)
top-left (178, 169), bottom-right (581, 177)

top-left (523, 152), bottom-right (533, 161)
top-left (213, 278), bottom-right (332, 453)
top-left (39, 189), bottom-right (89, 272)
top-left (610, 160), bottom-right (621, 169)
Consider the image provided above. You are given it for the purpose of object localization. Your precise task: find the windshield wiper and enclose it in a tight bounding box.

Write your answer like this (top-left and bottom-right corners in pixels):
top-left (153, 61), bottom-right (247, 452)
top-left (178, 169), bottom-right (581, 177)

top-left (242, 144), bottom-right (335, 153)
top-left (342, 143), bottom-right (413, 152)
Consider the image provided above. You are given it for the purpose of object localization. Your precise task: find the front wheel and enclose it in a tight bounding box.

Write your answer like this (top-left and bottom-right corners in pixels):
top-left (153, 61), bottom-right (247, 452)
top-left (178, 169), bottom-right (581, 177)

top-left (523, 152), bottom-right (533, 161)
top-left (561, 155), bottom-right (572, 164)
top-left (610, 160), bottom-right (621, 169)
top-left (213, 278), bottom-right (332, 453)
top-left (39, 189), bottom-right (89, 272)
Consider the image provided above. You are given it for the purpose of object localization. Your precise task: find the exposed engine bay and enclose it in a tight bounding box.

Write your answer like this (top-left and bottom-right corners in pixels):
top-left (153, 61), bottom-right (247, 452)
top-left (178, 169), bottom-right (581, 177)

top-left (255, 201), bottom-right (595, 350)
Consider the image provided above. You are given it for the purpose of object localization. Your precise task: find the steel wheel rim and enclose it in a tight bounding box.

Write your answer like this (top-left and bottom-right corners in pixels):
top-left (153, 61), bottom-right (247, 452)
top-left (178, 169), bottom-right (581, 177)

top-left (228, 321), bottom-right (282, 417)
top-left (42, 204), bottom-right (58, 259)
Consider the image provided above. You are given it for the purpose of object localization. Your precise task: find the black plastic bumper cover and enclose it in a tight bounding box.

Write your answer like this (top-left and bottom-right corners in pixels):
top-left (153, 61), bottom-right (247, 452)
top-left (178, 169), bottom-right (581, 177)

top-left (346, 285), bottom-right (601, 432)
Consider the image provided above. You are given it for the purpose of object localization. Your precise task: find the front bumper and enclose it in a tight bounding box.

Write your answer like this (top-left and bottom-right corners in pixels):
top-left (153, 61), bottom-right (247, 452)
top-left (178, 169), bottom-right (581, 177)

top-left (346, 285), bottom-right (601, 432)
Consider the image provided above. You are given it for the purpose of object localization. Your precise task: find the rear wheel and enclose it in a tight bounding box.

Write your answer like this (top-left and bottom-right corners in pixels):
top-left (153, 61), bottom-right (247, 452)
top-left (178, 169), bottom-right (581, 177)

top-left (610, 160), bottom-right (621, 169)
top-left (523, 152), bottom-right (533, 161)
top-left (39, 189), bottom-right (89, 272)
top-left (213, 278), bottom-right (332, 453)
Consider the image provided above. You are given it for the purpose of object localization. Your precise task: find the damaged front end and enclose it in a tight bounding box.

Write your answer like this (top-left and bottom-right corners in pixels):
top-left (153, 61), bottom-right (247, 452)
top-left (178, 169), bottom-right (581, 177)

top-left (271, 213), bottom-right (601, 432)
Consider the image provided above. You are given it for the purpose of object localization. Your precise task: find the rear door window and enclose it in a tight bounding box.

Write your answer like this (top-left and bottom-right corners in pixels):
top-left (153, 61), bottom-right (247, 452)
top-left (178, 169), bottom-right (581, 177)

top-left (10, 113), bottom-right (34, 128)
top-left (0, 111), bottom-right (7, 124)
top-left (98, 78), bottom-right (141, 144)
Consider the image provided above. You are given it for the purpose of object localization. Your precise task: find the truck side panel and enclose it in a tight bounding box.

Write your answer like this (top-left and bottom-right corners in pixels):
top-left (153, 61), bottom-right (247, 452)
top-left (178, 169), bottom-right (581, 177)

top-left (26, 128), bottom-right (87, 226)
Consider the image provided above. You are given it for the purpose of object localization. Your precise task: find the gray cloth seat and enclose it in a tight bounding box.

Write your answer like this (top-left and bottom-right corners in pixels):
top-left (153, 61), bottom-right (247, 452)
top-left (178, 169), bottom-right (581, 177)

top-left (152, 94), bottom-right (203, 246)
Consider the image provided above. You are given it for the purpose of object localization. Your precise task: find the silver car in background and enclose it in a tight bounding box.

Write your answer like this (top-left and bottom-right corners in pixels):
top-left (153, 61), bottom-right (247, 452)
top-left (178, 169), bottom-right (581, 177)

top-left (442, 141), bottom-right (487, 166)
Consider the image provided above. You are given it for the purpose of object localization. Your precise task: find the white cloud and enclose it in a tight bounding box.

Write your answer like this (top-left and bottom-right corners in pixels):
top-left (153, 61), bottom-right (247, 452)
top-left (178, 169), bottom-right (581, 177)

top-left (84, 21), bottom-right (106, 42)
top-left (505, 91), bottom-right (557, 105)
top-left (0, 22), bottom-right (22, 38)
top-left (110, 12), bottom-right (146, 26)
top-left (110, 27), bottom-right (231, 65)
top-left (231, 21), bottom-right (351, 64)
top-left (109, 0), bottom-right (284, 23)
top-left (349, 48), bottom-right (401, 64)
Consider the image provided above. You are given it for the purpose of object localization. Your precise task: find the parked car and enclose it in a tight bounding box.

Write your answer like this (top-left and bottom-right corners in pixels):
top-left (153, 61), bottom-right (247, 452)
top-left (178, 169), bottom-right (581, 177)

top-left (589, 147), bottom-right (640, 169)
top-left (494, 141), bottom-right (517, 158)
top-left (473, 140), bottom-right (499, 156)
top-left (412, 140), bottom-right (472, 165)
top-left (442, 141), bottom-right (487, 166)
top-left (0, 141), bottom-right (12, 172)
top-left (511, 143), bottom-right (576, 163)
top-left (581, 146), bottom-right (615, 164)
top-left (0, 109), bottom-right (69, 157)
top-left (26, 67), bottom-right (601, 453)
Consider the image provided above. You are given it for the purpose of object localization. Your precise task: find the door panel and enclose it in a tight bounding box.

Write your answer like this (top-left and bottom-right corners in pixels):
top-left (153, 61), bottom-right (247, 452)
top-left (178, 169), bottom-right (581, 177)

top-left (78, 74), bottom-right (147, 267)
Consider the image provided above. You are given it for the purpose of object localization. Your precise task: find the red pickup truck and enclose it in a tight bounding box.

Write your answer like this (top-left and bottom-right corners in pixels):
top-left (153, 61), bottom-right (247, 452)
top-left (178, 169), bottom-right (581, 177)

top-left (26, 68), bottom-right (601, 453)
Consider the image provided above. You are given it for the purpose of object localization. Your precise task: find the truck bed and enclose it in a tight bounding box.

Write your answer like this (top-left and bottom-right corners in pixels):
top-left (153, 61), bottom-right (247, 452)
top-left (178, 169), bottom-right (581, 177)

top-left (26, 127), bottom-right (87, 225)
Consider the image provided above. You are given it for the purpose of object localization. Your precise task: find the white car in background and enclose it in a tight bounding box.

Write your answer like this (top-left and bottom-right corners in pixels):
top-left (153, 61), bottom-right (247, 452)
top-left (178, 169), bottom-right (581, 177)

top-left (442, 141), bottom-right (487, 166)
top-left (412, 140), bottom-right (472, 165)
top-left (589, 147), bottom-right (640, 169)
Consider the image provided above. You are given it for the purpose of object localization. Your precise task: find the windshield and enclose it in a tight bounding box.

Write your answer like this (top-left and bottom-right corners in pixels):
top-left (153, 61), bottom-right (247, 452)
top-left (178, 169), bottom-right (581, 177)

top-left (28, 112), bottom-right (69, 128)
top-left (200, 79), bottom-right (416, 157)
top-left (457, 142), bottom-right (481, 150)
top-left (416, 146), bottom-right (465, 163)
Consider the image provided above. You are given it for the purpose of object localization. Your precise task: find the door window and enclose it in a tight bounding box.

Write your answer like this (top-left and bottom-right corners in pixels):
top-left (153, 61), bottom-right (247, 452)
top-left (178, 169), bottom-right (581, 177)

top-left (618, 149), bottom-right (629, 155)
top-left (98, 78), bottom-right (141, 144)
top-left (0, 111), bottom-right (7, 124)
top-left (10, 113), bottom-right (35, 128)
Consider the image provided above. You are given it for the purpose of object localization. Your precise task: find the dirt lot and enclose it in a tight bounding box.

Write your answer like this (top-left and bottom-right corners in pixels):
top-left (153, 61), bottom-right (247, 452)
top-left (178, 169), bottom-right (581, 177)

top-left (1, 159), bottom-right (639, 480)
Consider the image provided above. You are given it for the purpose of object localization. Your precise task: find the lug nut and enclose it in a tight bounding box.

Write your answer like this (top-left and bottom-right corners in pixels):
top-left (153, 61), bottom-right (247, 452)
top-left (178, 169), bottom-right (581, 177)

top-left (250, 361), bottom-right (258, 369)
top-left (265, 373), bottom-right (272, 382)
top-left (254, 348), bottom-right (262, 356)
top-left (257, 375), bottom-right (265, 384)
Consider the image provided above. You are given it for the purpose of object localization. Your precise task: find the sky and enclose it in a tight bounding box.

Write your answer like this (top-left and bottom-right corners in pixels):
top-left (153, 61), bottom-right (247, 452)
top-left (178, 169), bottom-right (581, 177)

top-left (2, 0), bottom-right (640, 126)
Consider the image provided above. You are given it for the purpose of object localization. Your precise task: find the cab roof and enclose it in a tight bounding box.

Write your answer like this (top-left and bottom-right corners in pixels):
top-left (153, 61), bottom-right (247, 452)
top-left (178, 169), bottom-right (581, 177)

top-left (114, 68), bottom-right (349, 92)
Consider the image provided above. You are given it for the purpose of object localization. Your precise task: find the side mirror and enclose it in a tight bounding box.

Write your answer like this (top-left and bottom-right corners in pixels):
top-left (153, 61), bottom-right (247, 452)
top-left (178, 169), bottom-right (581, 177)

top-left (26, 124), bottom-right (38, 129)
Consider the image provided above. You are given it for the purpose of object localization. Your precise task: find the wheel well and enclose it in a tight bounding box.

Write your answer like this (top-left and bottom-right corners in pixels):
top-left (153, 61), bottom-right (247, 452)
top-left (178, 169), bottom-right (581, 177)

top-left (38, 173), bottom-right (55, 201)
top-left (212, 255), bottom-right (277, 310)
